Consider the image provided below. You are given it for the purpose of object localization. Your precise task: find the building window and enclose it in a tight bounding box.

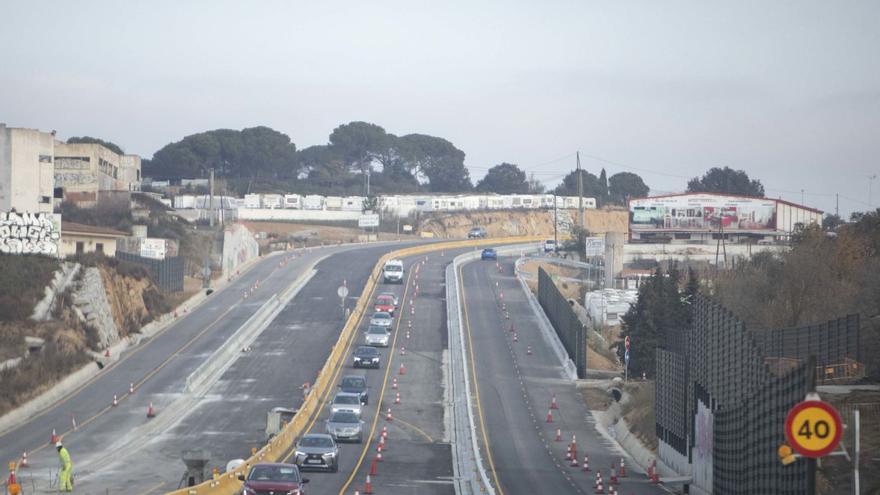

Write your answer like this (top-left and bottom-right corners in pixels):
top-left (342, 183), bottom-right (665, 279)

top-left (39, 155), bottom-right (53, 163)
top-left (40, 196), bottom-right (51, 204)
top-left (76, 241), bottom-right (84, 254)
top-left (96, 243), bottom-right (104, 253)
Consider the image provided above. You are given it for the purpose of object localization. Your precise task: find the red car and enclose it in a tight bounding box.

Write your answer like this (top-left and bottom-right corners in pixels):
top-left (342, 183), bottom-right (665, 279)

top-left (238, 463), bottom-right (309, 495)
top-left (374, 294), bottom-right (396, 315)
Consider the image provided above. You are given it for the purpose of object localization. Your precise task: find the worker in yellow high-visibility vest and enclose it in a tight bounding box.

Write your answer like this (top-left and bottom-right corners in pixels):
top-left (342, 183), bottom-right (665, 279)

top-left (56, 441), bottom-right (73, 492)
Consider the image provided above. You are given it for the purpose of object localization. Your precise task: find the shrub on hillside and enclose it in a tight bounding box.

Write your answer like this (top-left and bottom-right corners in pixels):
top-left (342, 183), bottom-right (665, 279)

top-left (0, 254), bottom-right (59, 322)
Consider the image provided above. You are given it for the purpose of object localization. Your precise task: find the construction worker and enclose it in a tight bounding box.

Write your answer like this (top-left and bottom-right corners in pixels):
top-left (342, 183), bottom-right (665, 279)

top-left (56, 441), bottom-right (73, 492)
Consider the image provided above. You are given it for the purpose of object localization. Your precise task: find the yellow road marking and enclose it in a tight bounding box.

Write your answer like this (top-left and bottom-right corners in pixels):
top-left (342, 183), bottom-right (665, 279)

top-left (394, 417), bottom-right (435, 443)
top-left (137, 480), bottom-right (166, 495)
top-left (337, 262), bottom-right (415, 494)
top-left (459, 261), bottom-right (505, 494)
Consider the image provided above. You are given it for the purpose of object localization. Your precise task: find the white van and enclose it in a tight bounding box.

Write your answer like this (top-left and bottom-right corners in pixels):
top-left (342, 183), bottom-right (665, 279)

top-left (383, 259), bottom-right (404, 284)
top-left (543, 239), bottom-right (557, 253)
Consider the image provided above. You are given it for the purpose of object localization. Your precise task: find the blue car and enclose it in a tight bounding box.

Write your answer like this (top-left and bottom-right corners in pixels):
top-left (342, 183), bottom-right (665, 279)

top-left (481, 248), bottom-right (497, 260)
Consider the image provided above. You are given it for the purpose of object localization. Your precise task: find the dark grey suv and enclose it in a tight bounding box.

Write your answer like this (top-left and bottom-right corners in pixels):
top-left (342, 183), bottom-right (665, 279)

top-left (467, 227), bottom-right (487, 239)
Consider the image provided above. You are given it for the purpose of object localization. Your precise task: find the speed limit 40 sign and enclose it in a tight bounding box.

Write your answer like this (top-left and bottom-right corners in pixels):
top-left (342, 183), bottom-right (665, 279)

top-left (784, 400), bottom-right (842, 458)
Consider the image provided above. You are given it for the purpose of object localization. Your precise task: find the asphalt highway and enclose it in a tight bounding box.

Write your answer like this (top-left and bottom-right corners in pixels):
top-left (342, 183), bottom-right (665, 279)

top-left (292, 249), bottom-right (471, 495)
top-left (0, 241), bottom-right (419, 494)
top-left (459, 255), bottom-right (667, 495)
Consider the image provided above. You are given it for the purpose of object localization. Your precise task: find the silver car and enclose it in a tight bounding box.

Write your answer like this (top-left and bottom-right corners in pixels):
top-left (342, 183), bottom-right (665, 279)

top-left (293, 433), bottom-right (339, 472)
top-left (325, 410), bottom-right (365, 443)
top-left (364, 325), bottom-right (390, 347)
top-left (330, 392), bottom-right (363, 417)
top-left (369, 311), bottom-right (393, 327)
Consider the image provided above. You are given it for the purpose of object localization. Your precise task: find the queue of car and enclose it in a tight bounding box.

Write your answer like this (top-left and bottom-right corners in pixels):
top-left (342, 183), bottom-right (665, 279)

top-left (247, 263), bottom-right (403, 490)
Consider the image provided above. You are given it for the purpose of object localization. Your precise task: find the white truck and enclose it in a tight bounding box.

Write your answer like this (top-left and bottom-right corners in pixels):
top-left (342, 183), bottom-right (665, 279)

top-left (382, 259), bottom-right (404, 284)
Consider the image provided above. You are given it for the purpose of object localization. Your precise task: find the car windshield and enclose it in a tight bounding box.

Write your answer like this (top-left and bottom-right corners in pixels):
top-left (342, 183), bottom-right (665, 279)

top-left (368, 326), bottom-right (387, 335)
top-left (373, 312), bottom-right (391, 320)
top-left (299, 436), bottom-right (334, 448)
top-left (335, 394), bottom-right (360, 405)
top-left (356, 347), bottom-right (378, 356)
top-left (385, 265), bottom-right (402, 272)
top-left (330, 411), bottom-right (360, 423)
top-left (341, 377), bottom-right (366, 390)
top-left (248, 465), bottom-right (300, 482)
top-left (376, 296), bottom-right (393, 304)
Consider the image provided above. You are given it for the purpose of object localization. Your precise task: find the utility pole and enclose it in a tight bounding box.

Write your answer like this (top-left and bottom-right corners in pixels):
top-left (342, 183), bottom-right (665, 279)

top-left (869, 174), bottom-right (877, 210)
top-left (854, 407), bottom-right (861, 495)
top-left (208, 168), bottom-right (215, 228)
top-left (576, 151), bottom-right (583, 229)
top-left (553, 192), bottom-right (558, 249)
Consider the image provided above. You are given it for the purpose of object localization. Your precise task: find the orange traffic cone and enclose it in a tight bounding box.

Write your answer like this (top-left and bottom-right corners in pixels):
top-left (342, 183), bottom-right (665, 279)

top-left (364, 474), bottom-right (374, 494)
top-left (582, 455), bottom-right (590, 471)
top-left (400, 346), bottom-right (406, 356)
top-left (112, 394), bottom-right (118, 407)
top-left (129, 383), bottom-right (135, 393)
top-left (555, 428), bottom-right (562, 441)
top-left (376, 451), bottom-right (383, 462)
top-left (406, 331), bottom-right (410, 339)
top-left (527, 346), bottom-right (532, 355)
top-left (19, 452), bottom-right (29, 468)
top-left (395, 392), bottom-right (401, 404)
top-left (147, 402), bottom-right (156, 418)
top-left (370, 457), bottom-right (378, 476)
top-left (50, 429), bottom-right (58, 444)
top-left (386, 408), bottom-right (393, 421)
top-left (565, 445), bottom-right (572, 460)
top-left (619, 458), bottom-right (626, 477)
top-left (399, 363), bottom-right (406, 375)
top-left (610, 466), bottom-right (618, 485)
top-left (513, 333), bottom-right (518, 342)
top-left (392, 378), bottom-right (398, 389)
top-left (381, 426), bottom-right (388, 438)
top-left (570, 454), bottom-right (579, 468)
top-left (546, 409), bottom-right (553, 423)
top-left (550, 394), bottom-right (559, 409)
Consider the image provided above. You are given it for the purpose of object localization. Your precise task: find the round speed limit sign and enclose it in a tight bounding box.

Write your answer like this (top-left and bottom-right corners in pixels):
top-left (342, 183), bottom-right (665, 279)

top-left (784, 400), bottom-right (842, 458)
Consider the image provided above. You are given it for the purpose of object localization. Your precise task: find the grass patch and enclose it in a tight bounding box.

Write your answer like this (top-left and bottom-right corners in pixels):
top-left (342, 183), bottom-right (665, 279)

top-left (0, 254), bottom-right (59, 322)
top-left (0, 340), bottom-right (91, 417)
top-left (621, 381), bottom-right (657, 450)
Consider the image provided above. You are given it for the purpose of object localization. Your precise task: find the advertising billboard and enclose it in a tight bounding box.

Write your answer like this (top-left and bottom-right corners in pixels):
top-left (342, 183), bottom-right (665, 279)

top-left (629, 194), bottom-right (776, 231)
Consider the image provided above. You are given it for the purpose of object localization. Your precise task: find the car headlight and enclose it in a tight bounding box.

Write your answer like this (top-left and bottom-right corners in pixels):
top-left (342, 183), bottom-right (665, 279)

top-left (295, 451), bottom-right (306, 460)
top-left (331, 407), bottom-right (339, 413)
top-left (372, 357), bottom-right (379, 362)
top-left (323, 452), bottom-right (336, 459)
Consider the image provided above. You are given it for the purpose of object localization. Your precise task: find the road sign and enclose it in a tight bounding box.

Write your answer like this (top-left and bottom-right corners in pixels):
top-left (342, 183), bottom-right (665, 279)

top-left (784, 400), bottom-right (842, 458)
top-left (624, 335), bottom-right (631, 352)
top-left (584, 236), bottom-right (605, 257)
top-left (337, 286), bottom-right (349, 299)
top-left (358, 214), bottom-right (380, 228)
top-left (624, 350), bottom-right (630, 364)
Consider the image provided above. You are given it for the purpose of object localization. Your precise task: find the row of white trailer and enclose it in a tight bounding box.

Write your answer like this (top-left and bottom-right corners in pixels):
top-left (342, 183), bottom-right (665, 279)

top-left (227, 193), bottom-right (597, 216)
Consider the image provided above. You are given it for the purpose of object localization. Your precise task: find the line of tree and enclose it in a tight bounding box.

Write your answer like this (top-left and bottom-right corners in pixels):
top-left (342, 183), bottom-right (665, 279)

top-left (142, 122), bottom-right (657, 201)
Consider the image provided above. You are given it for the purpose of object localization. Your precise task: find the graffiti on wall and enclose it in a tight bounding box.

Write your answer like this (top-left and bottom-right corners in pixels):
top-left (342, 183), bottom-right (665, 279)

top-left (0, 212), bottom-right (61, 255)
top-left (55, 172), bottom-right (97, 186)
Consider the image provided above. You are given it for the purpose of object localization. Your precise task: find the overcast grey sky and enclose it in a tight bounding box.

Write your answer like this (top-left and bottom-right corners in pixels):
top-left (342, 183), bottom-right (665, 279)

top-left (1, 1), bottom-right (878, 216)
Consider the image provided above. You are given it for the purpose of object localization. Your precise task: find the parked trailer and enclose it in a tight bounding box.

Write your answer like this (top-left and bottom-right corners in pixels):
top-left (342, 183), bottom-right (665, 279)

top-left (303, 195), bottom-right (325, 210)
top-left (283, 194), bottom-right (302, 209)
top-left (325, 196), bottom-right (343, 210)
top-left (173, 195), bottom-right (196, 209)
top-left (261, 194), bottom-right (283, 209)
top-left (342, 196), bottom-right (364, 211)
top-left (244, 194), bottom-right (262, 209)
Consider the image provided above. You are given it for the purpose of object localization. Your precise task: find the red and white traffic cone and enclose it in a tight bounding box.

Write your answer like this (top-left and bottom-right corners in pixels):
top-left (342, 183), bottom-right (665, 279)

top-left (408, 320), bottom-right (412, 328)
top-left (513, 333), bottom-right (518, 342)
top-left (400, 346), bottom-right (406, 356)
top-left (619, 458), bottom-right (626, 477)
top-left (582, 455), bottom-right (590, 471)
top-left (364, 474), bottom-right (374, 494)
top-left (377, 436), bottom-right (386, 451)
top-left (550, 394), bottom-right (559, 410)
top-left (376, 450), bottom-right (384, 462)
top-left (381, 426), bottom-right (388, 438)
top-left (570, 454), bottom-right (579, 468)
top-left (20, 451), bottom-right (29, 468)
top-left (370, 457), bottom-right (378, 476)
top-left (406, 331), bottom-right (410, 339)
top-left (386, 408), bottom-right (393, 421)
top-left (129, 382), bottom-right (135, 394)
top-left (546, 409), bottom-right (553, 423)
top-left (392, 378), bottom-right (398, 389)
top-left (399, 363), bottom-right (406, 375)
top-left (609, 466), bottom-right (618, 485)
top-left (527, 346), bottom-right (532, 355)
top-left (395, 392), bottom-right (401, 404)
top-left (112, 394), bottom-right (118, 407)
top-left (565, 445), bottom-right (572, 460)
top-left (105, 349), bottom-right (111, 358)
top-left (555, 428), bottom-right (562, 442)
top-left (147, 402), bottom-right (156, 418)
top-left (50, 428), bottom-right (58, 444)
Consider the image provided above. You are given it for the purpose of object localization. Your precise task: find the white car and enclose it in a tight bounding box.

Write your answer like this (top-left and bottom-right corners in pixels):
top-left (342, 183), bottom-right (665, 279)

top-left (364, 325), bottom-right (391, 347)
top-left (543, 239), bottom-right (557, 253)
top-left (369, 311), bottom-right (393, 327)
top-left (330, 392), bottom-right (363, 417)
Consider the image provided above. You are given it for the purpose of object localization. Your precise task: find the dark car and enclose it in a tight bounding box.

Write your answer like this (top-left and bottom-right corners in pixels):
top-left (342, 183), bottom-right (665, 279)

top-left (353, 346), bottom-right (381, 369)
top-left (481, 248), bottom-right (497, 260)
top-left (468, 227), bottom-right (487, 239)
top-left (238, 462), bottom-right (309, 494)
top-left (293, 433), bottom-right (339, 472)
top-left (339, 375), bottom-right (369, 405)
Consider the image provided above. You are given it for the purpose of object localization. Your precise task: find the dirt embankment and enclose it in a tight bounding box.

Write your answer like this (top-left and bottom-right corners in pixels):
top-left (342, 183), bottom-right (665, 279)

top-left (419, 208), bottom-right (628, 238)
top-left (240, 221), bottom-right (414, 246)
top-left (100, 265), bottom-right (154, 337)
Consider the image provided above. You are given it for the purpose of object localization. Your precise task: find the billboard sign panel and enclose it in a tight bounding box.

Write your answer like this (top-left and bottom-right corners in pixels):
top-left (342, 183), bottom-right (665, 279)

top-left (584, 236), bottom-right (605, 257)
top-left (629, 194), bottom-right (776, 232)
top-left (140, 238), bottom-right (167, 260)
top-left (358, 214), bottom-right (380, 228)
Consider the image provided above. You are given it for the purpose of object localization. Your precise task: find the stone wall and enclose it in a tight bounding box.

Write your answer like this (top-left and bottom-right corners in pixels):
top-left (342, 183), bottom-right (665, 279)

top-left (72, 267), bottom-right (119, 350)
top-left (222, 223), bottom-right (259, 277)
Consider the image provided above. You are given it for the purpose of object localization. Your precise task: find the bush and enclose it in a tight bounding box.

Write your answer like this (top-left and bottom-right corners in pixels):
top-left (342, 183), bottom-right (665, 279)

top-left (0, 254), bottom-right (59, 322)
